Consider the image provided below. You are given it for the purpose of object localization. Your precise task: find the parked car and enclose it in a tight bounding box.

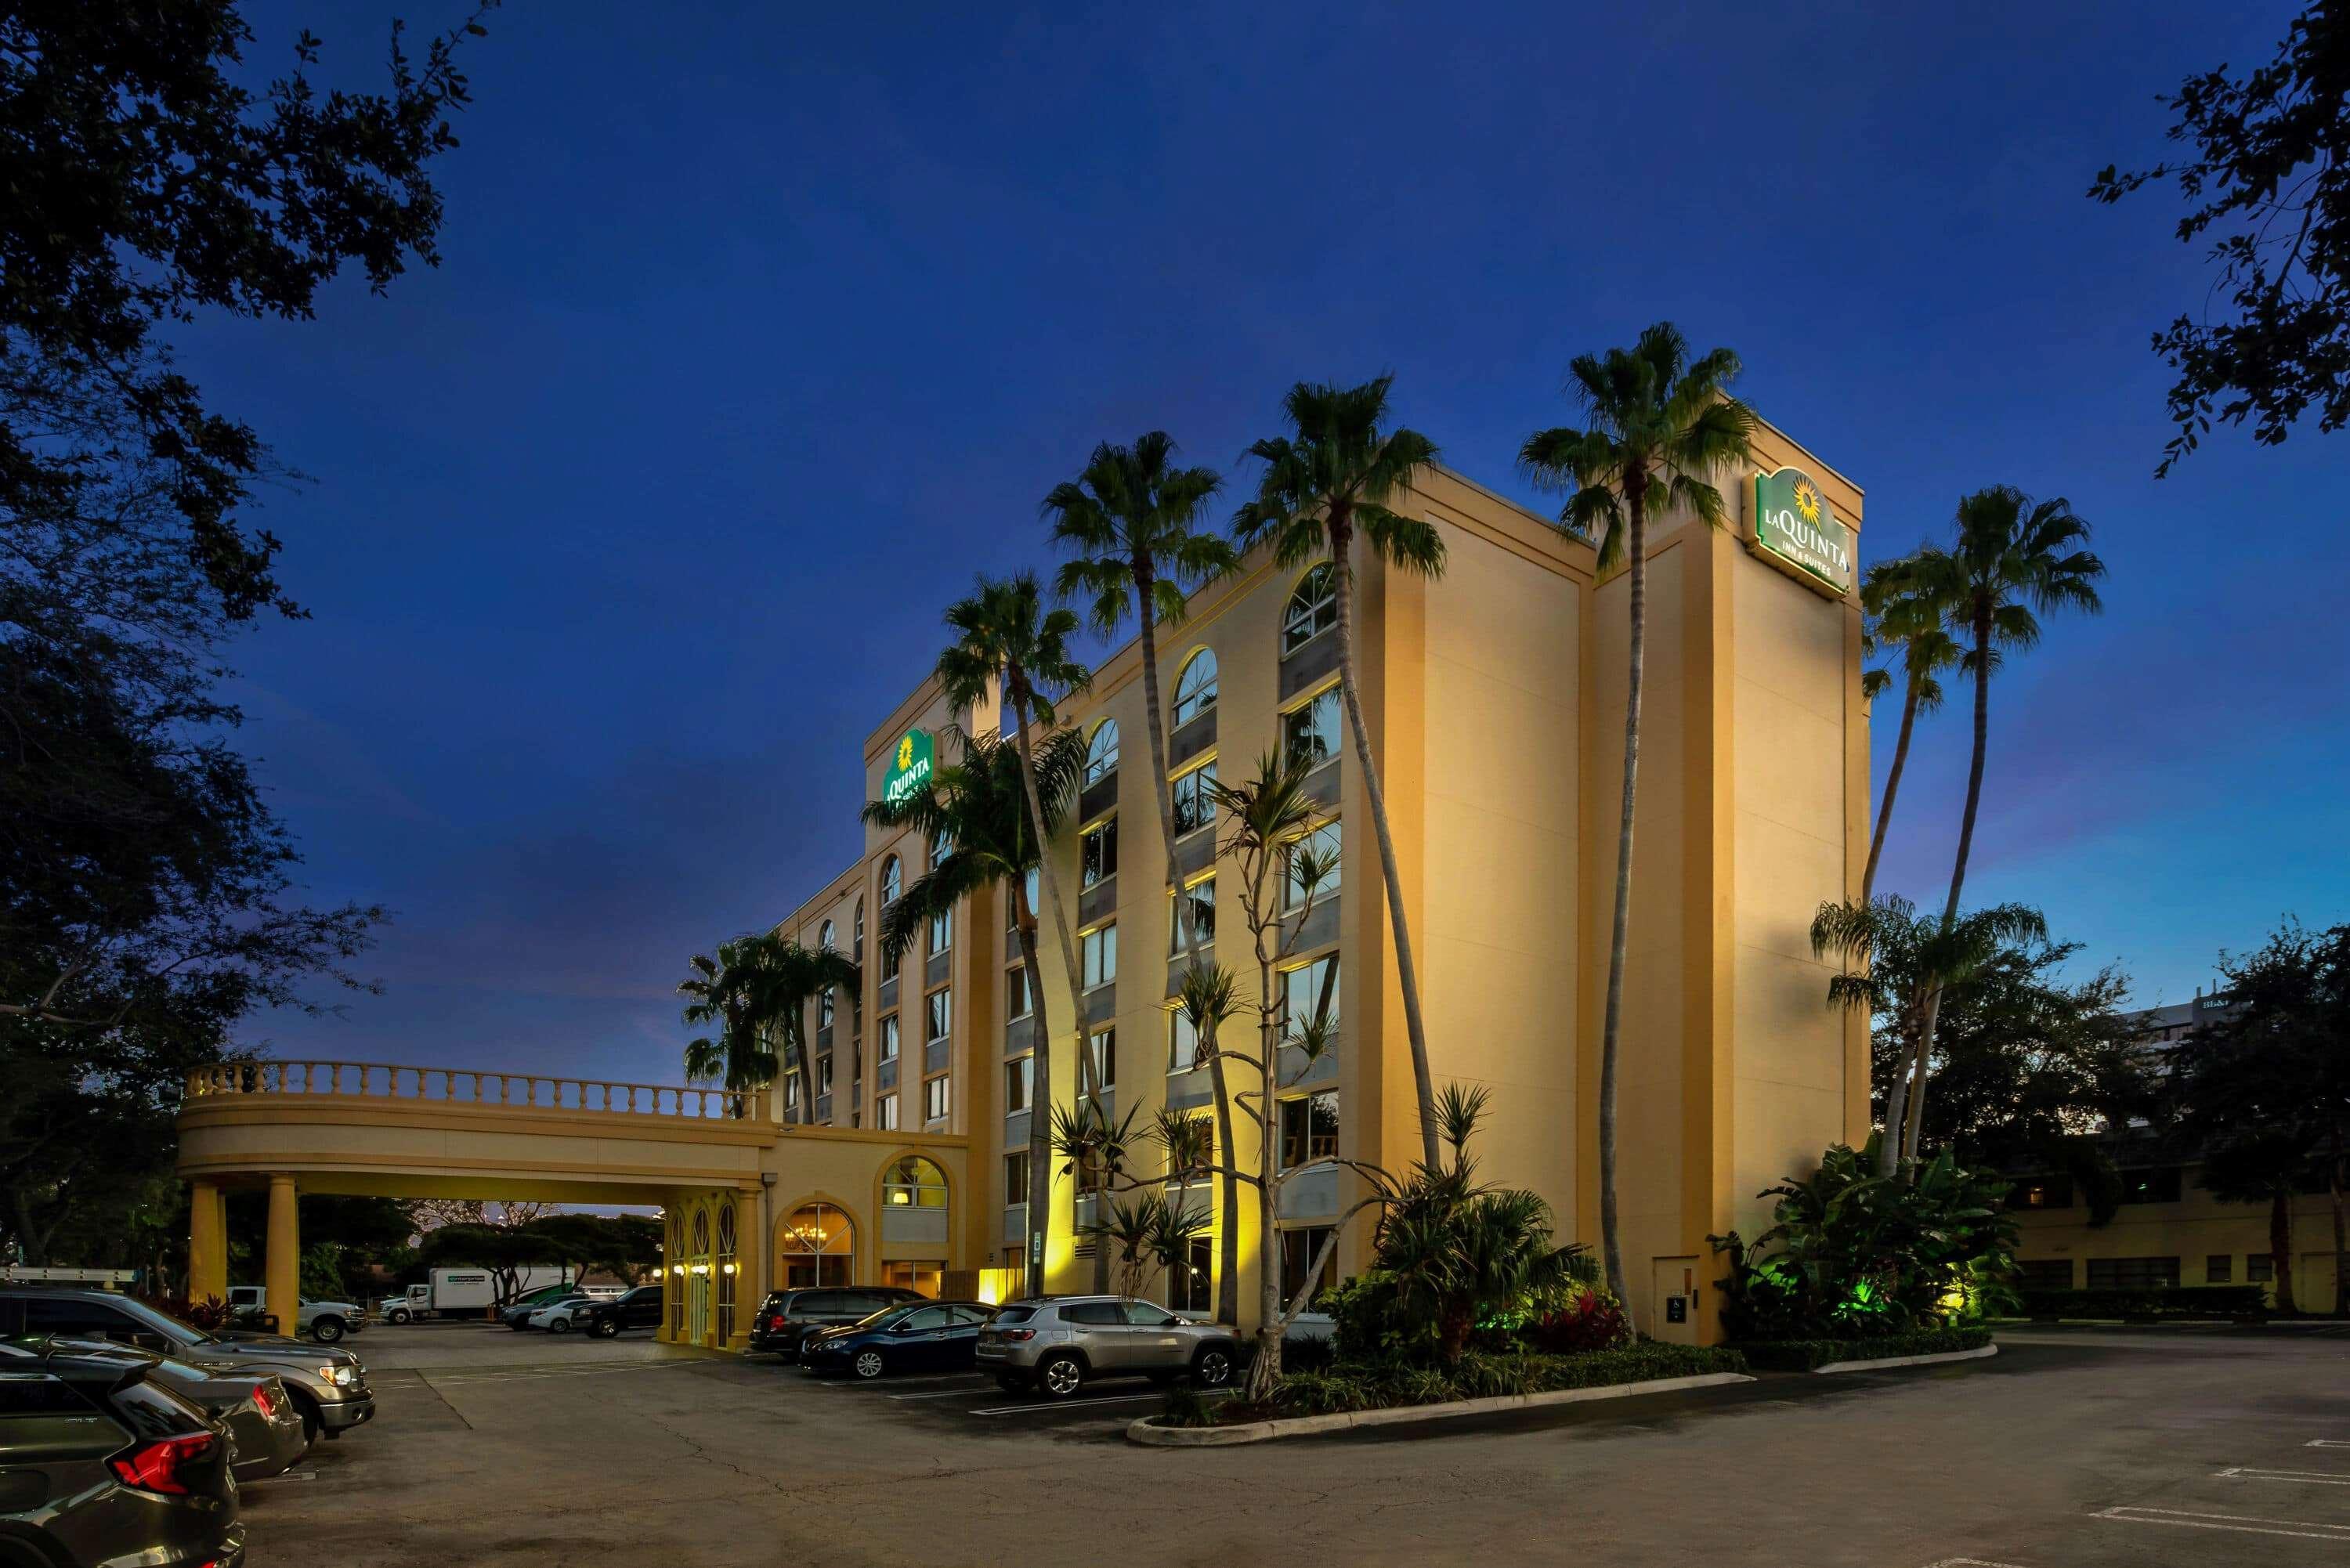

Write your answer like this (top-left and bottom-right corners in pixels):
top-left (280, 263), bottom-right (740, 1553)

top-left (0, 1339), bottom-right (245, 1568)
top-left (746, 1286), bottom-right (924, 1360)
top-left (577, 1284), bottom-right (664, 1339)
top-left (525, 1295), bottom-right (596, 1334)
top-left (222, 1284), bottom-right (363, 1343)
top-left (496, 1282), bottom-right (589, 1330)
top-left (26, 1339), bottom-right (309, 1484)
top-left (974, 1295), bottom-right (1239, 1399)
top-left (801, 1301), bottom-right (995, 1380)
top-left (0, 1286), bottom-right (374, 1445)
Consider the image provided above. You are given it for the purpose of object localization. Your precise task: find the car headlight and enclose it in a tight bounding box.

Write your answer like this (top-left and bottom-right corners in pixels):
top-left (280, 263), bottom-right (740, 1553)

top-left (320, 1364), bottom-right (356, 1386)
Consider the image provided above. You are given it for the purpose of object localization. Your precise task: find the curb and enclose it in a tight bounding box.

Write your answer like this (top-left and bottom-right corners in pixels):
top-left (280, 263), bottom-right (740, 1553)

top-left (1810, 1343), bottom-right (1998, 1375)
top-left (1125, 1371), bottom-right (1754, 1447)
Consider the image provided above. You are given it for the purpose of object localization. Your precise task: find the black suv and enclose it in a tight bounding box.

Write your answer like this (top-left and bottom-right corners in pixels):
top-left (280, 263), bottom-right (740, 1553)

top-left (578, 1284), bottom-right (664, 1339)
top-left (747, 1286), bottom-right (923, 1359)
top-left (0, 1340), bottom-right (245, 1568)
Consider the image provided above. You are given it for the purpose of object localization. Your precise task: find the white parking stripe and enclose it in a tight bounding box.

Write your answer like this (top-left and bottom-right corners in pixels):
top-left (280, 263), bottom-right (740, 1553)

top-left (969, 1389), bottom-right (1231, 1417)
top-left (1919, 1559), bottom-right (2031, 1567)
top-left (2215, 1466), bottom-right (2350, 1485)
top-left (2308, 1439), bottom-right (2350, 1449)
top-left (887, 1386), bottom-right (998, 1400)
top-left (2095, 1505), bottom-right (2350, 1541)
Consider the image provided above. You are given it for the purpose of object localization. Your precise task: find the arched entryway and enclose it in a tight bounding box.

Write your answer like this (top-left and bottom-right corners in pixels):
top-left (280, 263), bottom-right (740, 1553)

top-left (777, 1201), bottom-right (855, 1288)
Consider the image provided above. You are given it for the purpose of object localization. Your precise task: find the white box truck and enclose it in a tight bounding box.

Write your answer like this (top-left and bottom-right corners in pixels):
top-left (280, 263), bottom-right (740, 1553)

top-left (378, 1266), bottom-right (570, 1323)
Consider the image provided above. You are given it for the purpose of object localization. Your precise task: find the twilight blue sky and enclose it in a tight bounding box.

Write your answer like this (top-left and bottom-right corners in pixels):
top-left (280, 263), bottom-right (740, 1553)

top-left (197, 0), bottom-right (2347, 1083)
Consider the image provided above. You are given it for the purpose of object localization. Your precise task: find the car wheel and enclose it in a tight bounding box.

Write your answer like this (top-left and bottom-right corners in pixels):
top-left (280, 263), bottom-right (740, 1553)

top-left (591, 1316), bottom-right (620, 1339)
top-left (548, 1317), bottom-right (569, 1334)
top-left (995, 1374), bottom-right (1029, 1393)
top-left (1189, 1346), bottom-right (1234, 1388)
top-left (311, 1317), bottom-right (345, 1344)
top-left (852, 1349), bottom-right (887, 1380)
top-left (387, 1309), bottom-right (410, 1325)
top-left (1035, 1353), bottom-right (1085, 1400)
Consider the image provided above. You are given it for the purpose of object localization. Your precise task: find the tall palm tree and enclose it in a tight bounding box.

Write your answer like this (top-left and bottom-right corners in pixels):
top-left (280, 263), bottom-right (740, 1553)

top-left (1520, 323), bottom-right (1755, 1310)
top-left (763, 940), bottom-right (862, 1125)
top-left (935, 573), bottom-right (1100, 1286)
top-left (678, 938), bottom-right (783, 1119)
top-left (863, 725), bottom-right (1086, 1297)
top-left (1859, 551), bottom-right (1961, 900)
top-left (1045, 430), bottom-right (1238, 1313)
top-left (1234, 375), bottom-right (1446, 1172)
top-left (1810, 894), bottom-right (2048, 1169)
top-left (1897, 489), bottom-right (2105, 1165)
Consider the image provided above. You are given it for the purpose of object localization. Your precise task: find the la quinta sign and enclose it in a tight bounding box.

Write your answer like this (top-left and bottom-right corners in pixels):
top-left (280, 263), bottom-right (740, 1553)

top-left (881, 728), bottom-right (935, 807)
top-left (1750, 467), bottom-right (1854, 597)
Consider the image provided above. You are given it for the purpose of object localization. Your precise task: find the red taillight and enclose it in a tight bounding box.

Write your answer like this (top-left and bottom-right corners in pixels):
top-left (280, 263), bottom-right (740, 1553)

top-left (999, 1328), bottom-right (1035, 1342)
top-left (763, 1314), bottom-right (783, 1330)
top-left (110, 1432), bottom-right (215, 1495)
top-left (251, 1385), bottom-right (274, 1418)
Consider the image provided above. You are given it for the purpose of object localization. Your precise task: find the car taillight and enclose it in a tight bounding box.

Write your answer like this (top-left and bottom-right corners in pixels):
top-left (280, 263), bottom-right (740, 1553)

top-left (110, 1432), bottom-right (215, 1495)
top-left (998, 1328), bottom-right (1036, 1342)
top-left (251, 1385), bottom-right (274, 1418)
top-left (763, 1313), bottom-right (783, 1330)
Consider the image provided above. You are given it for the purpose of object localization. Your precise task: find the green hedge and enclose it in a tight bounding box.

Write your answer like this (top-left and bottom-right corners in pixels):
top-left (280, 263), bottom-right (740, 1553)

top-left (1737, 1326), bottom-right (1993, 1371)
top-left (1254, 1342), bottom-right (1748, 1418)
top-left (2015, 1285), bottom-right (2266, 1321)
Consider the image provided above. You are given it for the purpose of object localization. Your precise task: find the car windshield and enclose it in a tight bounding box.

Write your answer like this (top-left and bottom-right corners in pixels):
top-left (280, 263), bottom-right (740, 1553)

top-left (110, 1295), bottom-right (212, 1346)
top-left (990, 1306), bottom-right (1036, 1324)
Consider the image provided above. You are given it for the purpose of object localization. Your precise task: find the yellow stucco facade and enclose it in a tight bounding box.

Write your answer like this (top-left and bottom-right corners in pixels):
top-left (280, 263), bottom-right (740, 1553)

top-left (175, 422), bottom-right (1871, 1346)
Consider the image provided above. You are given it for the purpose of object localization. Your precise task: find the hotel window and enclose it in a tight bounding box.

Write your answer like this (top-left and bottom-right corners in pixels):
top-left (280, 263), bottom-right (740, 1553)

top-left (1085, 720), bottom-right (1120, 785)
top-left (1081, 817), bottom-right (1119, 888)
top-left (877, 1094), bottom-right (898, 1131)
top-left (1282, 564), bottom-right (1338, 654)
top-left (1007, 866), bottom-right (1039, 932)
top-left (2206, 1255), bottom-right (2232, 1284)
top-left (1170, 876), bottom-right (1216, 951)
top-left (2085, 1256), bottom-right (2180, 1290)
top-left (817, 1056), bottom-right (834, 1094)
top-left (1086, 1027), bottom-right (1115, 1092)
top-left (927, 987), bottom-right (953, 1044)
top-left (853, 898), bottom-right (865, 961)
top-left (924, 1074), bottom-right (951, 1124)
top-left (2013, 1259), bottom-right (2071, 1292)
top-left (784, 1075), bottom-right (799, 1111)
top-left (877, 1013), bottom-right (900, 1064)
top-left (1005, 1150), bottom-right (1031, 1202)
top-left (1284, 820), bottom-right (1341, 912)
top-left (1167, 1007), bottom-right (1201, 1073)
top-left (819, 919), bottom-right (837, 952)
top-left (929, 827), bottom-right (953, 870)
top-left (1172, 1237), bottom-right (1213, 1313)
top-left (2248, 1255), bottom-right (2275, 1283)
top-left (1005, 1055), bottom-right (1032, 1114)
top-left (1281, 955), bottom-right (1340, 1041)
top-left (2006, 1174), bottom-right (2072, 1210)
top-left (1081, 923), bottom-right (1118, 989)
top-left (1279, 1092), bottom-right (1340, 1169)
top-left (1279, 1226), bottom-right (1338, 1306)
top-left (2117, 1168), bottom-right (2182, 1204)
top-left (1006, 964), bottom-right (1033, 1020)
top-left (884, 1155), bottom-right (947, 1208)
top-left (880, 855), bottom-right (902, 905)
top-left (1171, 761), bottom-right (1217, 837)
top-left (927, 905), bottom-right (953, 956)
top-left (819, 986), bottom-right (835, 1029)
top-left (1282, 687), bottom-right (1341, 770)
top-left (1172, 649), bottom-right (1218, 725)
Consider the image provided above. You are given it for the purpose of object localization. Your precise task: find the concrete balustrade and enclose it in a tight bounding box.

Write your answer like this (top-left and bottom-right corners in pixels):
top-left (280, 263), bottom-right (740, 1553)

top-left (183, 1060), bottom-right (754, 1120)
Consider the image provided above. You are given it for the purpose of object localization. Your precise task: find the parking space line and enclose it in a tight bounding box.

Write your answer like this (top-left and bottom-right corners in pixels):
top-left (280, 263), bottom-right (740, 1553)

top-left (2095, 1505), bottom-right (2350, 1541)
top-left (1920, 1558), bottom-right (2031, 1567)
top-left (887, 1386), bottom-right (998, 1400)
top-left (969, 1389), bottom-right (1230, 1417)
top-left (2309, 1440), bottom-right (2350, 1449)
top-left (2215, 1466), bottom-right (2350, 1485)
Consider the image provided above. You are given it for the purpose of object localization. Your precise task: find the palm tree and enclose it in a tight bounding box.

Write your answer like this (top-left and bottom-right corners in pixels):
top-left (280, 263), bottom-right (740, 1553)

top-left (1859, 551), bottom-right (1961, 900)
top-left (935, 573), bottom-right (1100, 1285)
top-left (1174, 958), bottom-right (1244, 1325)
top-left (678, 938), bottom-right (785, 1118)
top-left (1898, 489), bottom-right (2105, 1163)
top-left (1520, 323), bottom-right (1755, 1308)
top-left (762, 940), bottom-right (862, 1125)
top-left (1810, 894), bottom-right (2048, 1169)
top-left (1234, 375), bottom-right (1446, 1171)
top-left (862, 724), bottom-right (1085, 1297)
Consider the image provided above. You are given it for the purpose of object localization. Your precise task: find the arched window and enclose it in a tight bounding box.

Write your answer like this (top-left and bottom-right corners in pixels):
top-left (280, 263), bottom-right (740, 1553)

top-left (929, 827), bottom-right (953, 869)
top-left (884, 1155), bottom-right (949, 1209)
top-left (853, 899), bottom-right (866, 962)
top-left (880, 856), bottom-right (902, 905)
top-left (1084, 720), bottom-right (1120, 785)
top-left (1282, 564), bottom-right (1338, 654)
top-left (1172, 650), bottom-right (1218, 726)
top-left (779, 1202), bottom-right (853, 1288)
top-left (819, 919), bottom-right (837, 952)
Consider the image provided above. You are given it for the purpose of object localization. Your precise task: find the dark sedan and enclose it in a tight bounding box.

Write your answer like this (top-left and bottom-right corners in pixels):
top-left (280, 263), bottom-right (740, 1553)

top-left (799, 1301), bottom-right (995, 1380)
top-left (747, 1286), bottom-right (924, 1360)
top-left (578, 1284), bottom-right (663, 1339)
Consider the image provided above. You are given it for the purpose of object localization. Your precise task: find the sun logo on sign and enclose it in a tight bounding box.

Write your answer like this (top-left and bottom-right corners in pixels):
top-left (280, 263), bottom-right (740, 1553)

top-left (1793, 480), bottom-right (1823, 527)
top-left (897, 735), bottom-right (916, 771)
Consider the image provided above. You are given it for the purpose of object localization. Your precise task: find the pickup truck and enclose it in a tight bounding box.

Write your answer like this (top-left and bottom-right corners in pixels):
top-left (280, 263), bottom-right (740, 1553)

top-left (224, 1284), bottom-right (364, 1343)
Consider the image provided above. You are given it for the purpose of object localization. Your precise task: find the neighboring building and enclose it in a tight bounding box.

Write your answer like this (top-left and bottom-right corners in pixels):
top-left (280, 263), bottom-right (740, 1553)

top-left (768, 426), bottom-right (1871, 1340)
top-left (2007, 991), bottom-right (2345, 1309)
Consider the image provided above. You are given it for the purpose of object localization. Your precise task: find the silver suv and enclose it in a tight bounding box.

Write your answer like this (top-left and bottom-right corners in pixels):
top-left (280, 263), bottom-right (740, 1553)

top-left (974, 1295), bottom-right (1240, 1400)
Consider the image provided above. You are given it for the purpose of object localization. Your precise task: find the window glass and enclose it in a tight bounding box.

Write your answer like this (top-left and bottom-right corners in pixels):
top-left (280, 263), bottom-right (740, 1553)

top-left (1285, 822), bottom-right (1340, 912)
top-left (853, 900), bottom-right (865, 960)
top-left (880, 856), bottom-right (902, 904)
top-left (2205, 1255), bottom-right (2232, 1283)
top-left (1123, 1301), bottom-right (1177, 1326)
top-left (2247, 1254), bottom-right (2275, 1282)
top-left (877, 1096), bottom-right (899, 1130)
top-left (1167, 1008), bottom-right (1200, 1073)
top-left (819, 919), bottom-right (836, 952)
top-left (1063, 1301), bottom-right (1123, 1326)
top-left (877, 1014), bottom-right (900, 1062)
top-left (1005, 1055), bottom-right (1032, 1113)
top-left (927, 988), bottom-right (952, 1043)
top-left (1081, 923), bottom-right (1118, 989)
top-left (929, 828), bottom-right (953, 869)
top-left (1086, 1028), bottom-right (1115, 1091)
top-left (927, 907), bottom-right (953, 956)
top-left (900, 1306), bottom-right (949, 1331)
top-left (2085, 1256), bottom-right (2181, 1289)
top-left (1279, 1091), bottom-right (1340, 1169)
top-left (817, 1057), bottom-right (834, 1093)
top-left (885, 1156), bottom-right (947, 1207)
top-left (1171, 761), bottom-right (1218, 837)
top-left (2117, 1168), bottom-right (2182, 1204)
top-left (1007, 867), bottom-right (1040, 932)
top-left (1081, 818), bottom-right (1119, 888)
top-left (1282, 564), bottom-right (1337, 653)
top-left (1006, 965), bottom-right (1034, 1020)
top-left (819, 986), bottom-right (835, 1029)
top-left (1172, 650), bottom-right (1218, 725)
top-left (1282, 688), bottom-right (1341, 770)
top-left (1279, 1227), bottom-right (1338, 1307)
top-left (23, 1298), bottom-right (140, 1342)
top-left (1173, 1237), bottom-right (1213, 1313)
top-left (1281, 955), bottom-right (1340, 1041)
top-left (1170, 877), bottom-right (1216, 951)
top-left (949, 1305), bottom-right (992, 1326)
top-left (924, 1075), bottom-right (951, 1122)
top-left (1005, 1149), bottom-right (1031, 1199)
top-left (1085, 721), bottom-right (1120, 784)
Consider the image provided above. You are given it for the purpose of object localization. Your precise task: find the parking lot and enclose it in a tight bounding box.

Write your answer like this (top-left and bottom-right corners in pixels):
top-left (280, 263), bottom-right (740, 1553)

top-left (244, 1321), bottom-right (2350, 1567)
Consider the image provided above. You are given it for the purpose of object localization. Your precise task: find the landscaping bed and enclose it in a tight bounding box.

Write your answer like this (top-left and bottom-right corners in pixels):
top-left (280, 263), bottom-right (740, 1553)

top-left (2013, 1285), bottom-right (2266, 1323)
top-left (1734, 1326), bottom-right (1994, 1372)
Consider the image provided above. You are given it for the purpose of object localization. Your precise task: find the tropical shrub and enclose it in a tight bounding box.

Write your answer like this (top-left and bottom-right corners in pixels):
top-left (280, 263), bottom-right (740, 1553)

top-left (1524, 1284), bottom-right (1632, 1353)
top-left (1156, 1383), bottom-right (1222, 1428)
top-left (141, 1293), bottom-right (230, 1331)
top-left (1710, 1140), bottom-right (2017, 1341)
top-left (1237, 1344), bottom-right (1749, 1420)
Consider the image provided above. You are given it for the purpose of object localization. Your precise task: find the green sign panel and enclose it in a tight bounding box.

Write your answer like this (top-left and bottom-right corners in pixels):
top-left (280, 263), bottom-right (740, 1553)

top-left (881, 728), bottom-right (935, 807)
top-left (1751, 467), bottom-right (1855, 596)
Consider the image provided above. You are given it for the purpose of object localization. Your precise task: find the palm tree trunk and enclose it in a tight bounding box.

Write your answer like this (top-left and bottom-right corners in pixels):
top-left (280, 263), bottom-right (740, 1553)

top-left (1006, 686), bottom-right (1099, 1285)
top-left (2272, 1187), bottom-right (2298, 1314)
top-left (1904, 605), bottom-right (1994, 1168)
top-left (1862, 676), bottom-right (1924, 901)
top-left (1013, 912), bottom-right (1054, 1299)
top-left (1329, 521), bottom-right (1441, 1173)
top-left (1250, 945), bottom-right (1284, 1398)
top-left (792, 1014), bottom-right (818, 1126)
top-left (1875, 996), bottom-right (1918, 1175)
top-left (1596, 488), bottom-right (1647, 1321)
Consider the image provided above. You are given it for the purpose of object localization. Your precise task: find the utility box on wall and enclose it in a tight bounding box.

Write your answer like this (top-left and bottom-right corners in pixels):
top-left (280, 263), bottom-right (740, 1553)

top-left (1650, 1256), bottom-right (1701, 1346)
